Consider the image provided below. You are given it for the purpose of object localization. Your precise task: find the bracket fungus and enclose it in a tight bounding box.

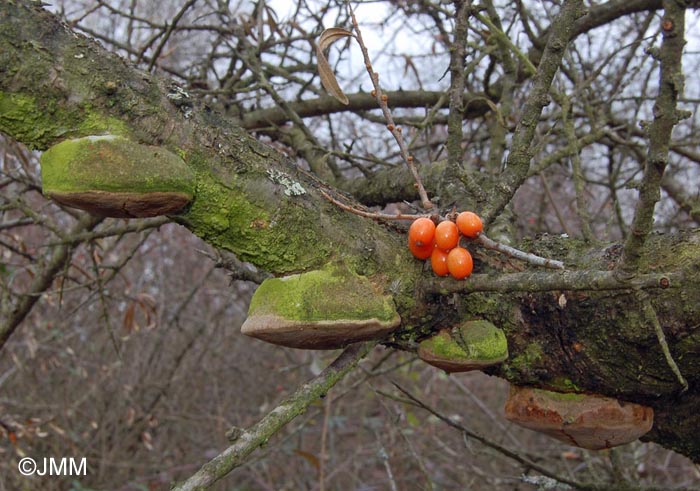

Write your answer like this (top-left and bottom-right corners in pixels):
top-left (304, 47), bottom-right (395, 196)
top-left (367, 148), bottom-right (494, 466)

top-left (417, 320), bottom-right (509, 372)
top-left (40, 135), bottom-right (194, 217)
top-left (241, 263), bottom-right (401, 349)
top-left (504, 386), bottom-right (654, 450)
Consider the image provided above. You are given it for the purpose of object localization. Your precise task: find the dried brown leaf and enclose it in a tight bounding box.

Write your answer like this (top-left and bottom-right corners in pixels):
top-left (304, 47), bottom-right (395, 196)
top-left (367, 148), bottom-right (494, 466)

top-left (316, 27), bottom-right (353, 105)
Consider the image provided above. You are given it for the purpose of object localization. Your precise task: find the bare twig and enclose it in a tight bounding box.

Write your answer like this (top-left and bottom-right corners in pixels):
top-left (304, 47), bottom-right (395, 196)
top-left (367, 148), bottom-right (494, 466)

top-left (476, 234), bottom-right (565, 270)
top-left (443, 1), bottom-right (486, 204)
top-left (347, 2), bottom-right (435, 212)
top-left (391, 383), bottom-right (589, 490)
top-left (319, 189), bottom-right (429, 221)
top-left (0, 213), bottom-right (103, 352)
top-left (147, 0), bottom-right (198, 71)
top-left (638, 290), bottom-right (688, 392)
top-left (172, 342), bottom-right (376, 491)
top-left (618, 1), bottom-right (687, 276)
top-left (484, 0), bottom-right (586, 223)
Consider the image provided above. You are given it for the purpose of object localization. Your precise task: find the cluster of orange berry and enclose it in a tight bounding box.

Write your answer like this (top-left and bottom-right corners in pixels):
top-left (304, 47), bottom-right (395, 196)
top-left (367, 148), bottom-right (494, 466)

top-left (408, 212), bottom-right (483, 279)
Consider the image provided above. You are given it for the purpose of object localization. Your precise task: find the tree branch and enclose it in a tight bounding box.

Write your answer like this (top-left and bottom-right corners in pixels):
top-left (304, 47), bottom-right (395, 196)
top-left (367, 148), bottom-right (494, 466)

top-left (172, 342), bottom-right (375, 491)
top-left (485, 0), bottom-right (586, 224)
top-left (0, 213), bottom-right (102, 351)
top-left (619, 0), bottom-right (687, 275)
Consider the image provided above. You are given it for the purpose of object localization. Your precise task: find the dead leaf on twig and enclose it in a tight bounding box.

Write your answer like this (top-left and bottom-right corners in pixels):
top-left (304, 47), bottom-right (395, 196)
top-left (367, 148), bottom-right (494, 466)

top-left (316, 27), bottom-right (354, 105)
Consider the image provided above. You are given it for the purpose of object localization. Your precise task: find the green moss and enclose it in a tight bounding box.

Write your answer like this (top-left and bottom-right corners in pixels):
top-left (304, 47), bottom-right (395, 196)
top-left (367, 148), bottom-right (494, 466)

top-left (248, 262), bottom-right (399, 323)
top-left (179, 153), bottom-right (334, 274)
top-left (0, 92), bottom-right (129, 149)
top-left (455, 320), bottom-right (509, 361)
top-left (420, 320), bottom-right (508, 362)
top-left (508, 341), bottom-right (544, 370)
top-left (532, 387), bottom-right (587, 402)
top-left (40, 135), bottom-right (194, 195)
top-left (421, 331), bottom-right (468, 360)
top-left (548, 377), bottom-right (584, 393)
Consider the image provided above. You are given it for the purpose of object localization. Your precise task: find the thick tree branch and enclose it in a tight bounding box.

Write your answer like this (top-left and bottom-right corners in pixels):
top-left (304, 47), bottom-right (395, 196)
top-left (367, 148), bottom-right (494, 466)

top-left (238, 91), bottom-right (493, 130)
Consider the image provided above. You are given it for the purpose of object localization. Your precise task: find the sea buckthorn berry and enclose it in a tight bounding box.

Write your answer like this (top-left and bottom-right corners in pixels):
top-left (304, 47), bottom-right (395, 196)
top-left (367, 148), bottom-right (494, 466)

top-left (408, 217), bottom-right (435, 248)
top-left (430, 247), bottom-right (449, 276)
top-left (434, 220), bottom-right (459, 251)
top-left (409, 239), bottom-right (434, 260)
top-left (447, 247), bottom-right (473, 279)
top-left (456, 211), bottom-right (483, 239)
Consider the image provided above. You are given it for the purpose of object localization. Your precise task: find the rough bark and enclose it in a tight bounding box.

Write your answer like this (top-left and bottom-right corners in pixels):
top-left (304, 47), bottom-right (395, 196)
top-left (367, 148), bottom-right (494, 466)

top-left (1, 1), bottom-right (699, 462)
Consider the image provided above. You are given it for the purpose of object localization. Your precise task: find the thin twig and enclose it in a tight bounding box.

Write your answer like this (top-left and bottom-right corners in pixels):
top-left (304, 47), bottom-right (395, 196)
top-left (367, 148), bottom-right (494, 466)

top-left (0, 214), bottom-right (103, 352)
top-left (391, 383), bottom-right (590, 490)
top-left (172, 342), bottom-right (375, 491)
top-left (637, 290), bottom-right (688, 392)
top-left (476, 234), bottom-right (565, 270)
top-left (319, 189), bottom-right (429, 221)
top-left (347, 2), bottom-right (434, 212)
top-left (320, 189), bottom-right (565, 269)
top-left (484, 0), bottom-right (585, 224)
top-left (147, 0), bottom-right (198, 71)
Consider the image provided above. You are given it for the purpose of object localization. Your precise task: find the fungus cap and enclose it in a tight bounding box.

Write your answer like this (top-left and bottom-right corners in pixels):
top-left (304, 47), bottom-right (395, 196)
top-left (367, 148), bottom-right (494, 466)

top-left (504, 386), bottom-right (654, 450)
top-left (417, 320), bottom-right (508, 372)
top-left (40, 135), bottom-right (194, 217)
top-left (241, 264), bottom-right (401, 349)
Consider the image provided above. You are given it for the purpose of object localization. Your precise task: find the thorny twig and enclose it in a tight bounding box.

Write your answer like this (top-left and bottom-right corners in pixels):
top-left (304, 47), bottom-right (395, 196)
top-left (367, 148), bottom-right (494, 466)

top-left (347, 2), bottom-right (435, 213)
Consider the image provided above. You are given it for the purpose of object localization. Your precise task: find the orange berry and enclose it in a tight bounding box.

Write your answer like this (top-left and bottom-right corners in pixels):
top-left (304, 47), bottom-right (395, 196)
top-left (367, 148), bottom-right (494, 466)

top-left (434, 220), bottom-right (459, 251)
top-left (409, 239), bottom-right (434, 260)
top-left (447, 247), bottom-right (473, 279)
top-left (430, 247), bottom-right (449, 276)
top-left (408, 217), bottom-right (435, 247)
top-left (456, 211), bottom-right (483, 238)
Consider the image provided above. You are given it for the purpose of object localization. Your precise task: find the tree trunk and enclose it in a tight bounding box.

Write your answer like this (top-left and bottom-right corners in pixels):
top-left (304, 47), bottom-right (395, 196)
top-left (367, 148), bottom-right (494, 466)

top-left (1, 1), bottom-right (699, 462)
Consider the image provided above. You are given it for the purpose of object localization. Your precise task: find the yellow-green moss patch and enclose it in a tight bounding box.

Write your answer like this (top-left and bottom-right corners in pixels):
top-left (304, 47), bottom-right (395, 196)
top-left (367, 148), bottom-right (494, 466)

top-left (418, 320), bottom-right (509, 372)
top-left (241, 262), bottom-right (401, 349)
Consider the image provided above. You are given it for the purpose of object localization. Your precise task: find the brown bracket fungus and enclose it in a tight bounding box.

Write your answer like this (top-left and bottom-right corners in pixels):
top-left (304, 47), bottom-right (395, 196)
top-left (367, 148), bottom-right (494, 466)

top-left (504, 386), bottom-right (654, 450)
top-left (40, 135), bottom-right (195, 217)
top-left (417, 320), bottom-right (509, 372)
top-left (241, 263), bottom-right (401, 349)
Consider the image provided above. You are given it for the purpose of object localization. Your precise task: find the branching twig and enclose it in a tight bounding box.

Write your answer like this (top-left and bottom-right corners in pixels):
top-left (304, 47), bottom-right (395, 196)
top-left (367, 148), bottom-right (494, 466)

top-left (172, 342), bottom-right (376, 491)
top-left (618, 1), bottom-right (687, 276)
top-left (320, 190), bottom-right (565, 269)
top-left (0, 213), bottom-right (103, 352)
top-left (391, 383), bottom-right (589, 490)
top-left (146, 0), bottom-right (197, 71)
top-left (319, 189), bottom-right (429, 221)
top-left (443, 1), bottom-right (486, 204)
top-left (484, 0), bottom-right (586, 224)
